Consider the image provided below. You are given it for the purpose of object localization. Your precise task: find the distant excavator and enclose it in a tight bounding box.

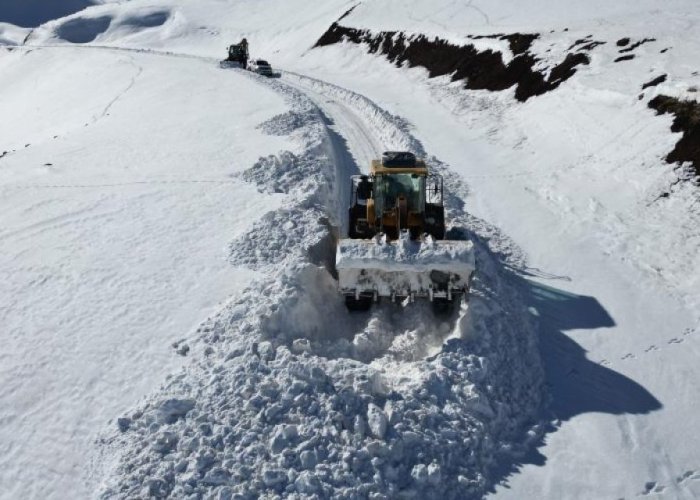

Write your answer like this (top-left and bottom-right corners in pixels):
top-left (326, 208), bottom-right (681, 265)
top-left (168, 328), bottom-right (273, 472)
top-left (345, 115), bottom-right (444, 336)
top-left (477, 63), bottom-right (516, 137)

top-left (336, 152), bottom-right (475, 313)
top-left (220, 38), bottom-right (249, 68)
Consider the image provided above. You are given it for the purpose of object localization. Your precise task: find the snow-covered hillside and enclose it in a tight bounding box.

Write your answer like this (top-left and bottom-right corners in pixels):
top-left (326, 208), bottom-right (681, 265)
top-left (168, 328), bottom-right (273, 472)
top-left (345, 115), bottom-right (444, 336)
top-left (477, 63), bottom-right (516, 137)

top-left (1, 1), bottom-right (699, 499)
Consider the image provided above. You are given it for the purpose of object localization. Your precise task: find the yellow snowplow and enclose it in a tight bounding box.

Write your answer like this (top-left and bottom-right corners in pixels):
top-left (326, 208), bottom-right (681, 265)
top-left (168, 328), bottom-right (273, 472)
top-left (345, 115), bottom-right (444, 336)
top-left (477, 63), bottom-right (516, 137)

top-left (336, 152), bottom-right (475, 312)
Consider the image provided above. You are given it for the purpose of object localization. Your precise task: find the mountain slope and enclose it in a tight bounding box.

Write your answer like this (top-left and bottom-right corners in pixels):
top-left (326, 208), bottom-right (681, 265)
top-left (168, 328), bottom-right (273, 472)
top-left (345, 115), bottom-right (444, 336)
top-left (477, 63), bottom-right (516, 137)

top-left (1, 1), bottom-right (699, 499)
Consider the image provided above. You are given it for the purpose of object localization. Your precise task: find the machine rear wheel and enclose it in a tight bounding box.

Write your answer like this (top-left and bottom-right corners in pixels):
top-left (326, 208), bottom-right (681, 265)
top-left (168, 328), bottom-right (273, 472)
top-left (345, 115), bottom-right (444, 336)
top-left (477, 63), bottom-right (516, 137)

top-left (432, 296), bottom-right (460, 315)
top-left (345, 295), bottom-right (373, 312)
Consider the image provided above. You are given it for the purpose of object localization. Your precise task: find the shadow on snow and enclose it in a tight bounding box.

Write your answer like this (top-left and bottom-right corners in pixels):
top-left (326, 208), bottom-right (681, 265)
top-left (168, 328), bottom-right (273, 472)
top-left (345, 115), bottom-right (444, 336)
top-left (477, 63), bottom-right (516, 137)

top-left (491, 274), bottom-right (662, 489)
top-left (0, 0), bottom-right (95, 28)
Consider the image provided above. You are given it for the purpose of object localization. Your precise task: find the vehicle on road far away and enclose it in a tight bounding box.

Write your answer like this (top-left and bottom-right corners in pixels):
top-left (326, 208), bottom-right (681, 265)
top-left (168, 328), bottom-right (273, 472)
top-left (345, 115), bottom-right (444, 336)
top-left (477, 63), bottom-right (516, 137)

top-left (248, 59), bottom-right (274, 77)
top-left (220, 39), bottom-right (248, 68)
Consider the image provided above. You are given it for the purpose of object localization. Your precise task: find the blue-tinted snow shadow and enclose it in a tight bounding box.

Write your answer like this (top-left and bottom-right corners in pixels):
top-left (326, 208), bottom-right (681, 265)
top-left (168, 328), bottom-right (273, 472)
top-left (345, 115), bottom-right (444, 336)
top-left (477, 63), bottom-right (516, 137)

top-left (56, 16), bottom-right (111, 44)
top-left (526, 280), bottom-right (661, 420)
top-left (0, 0), bottom-right (95, 28)
top-left (489, 277), bottom-right (662, 490)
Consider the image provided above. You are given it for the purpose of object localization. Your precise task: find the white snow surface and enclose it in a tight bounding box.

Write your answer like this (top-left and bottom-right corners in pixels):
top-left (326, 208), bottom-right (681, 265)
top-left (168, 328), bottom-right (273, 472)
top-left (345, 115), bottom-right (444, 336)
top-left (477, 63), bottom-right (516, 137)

top-left (1, 0), bottom-right (700, 499)
top-left (0, 46), bottom-right (290, 499)
top-left (337, 234), bottom-right (475, 272)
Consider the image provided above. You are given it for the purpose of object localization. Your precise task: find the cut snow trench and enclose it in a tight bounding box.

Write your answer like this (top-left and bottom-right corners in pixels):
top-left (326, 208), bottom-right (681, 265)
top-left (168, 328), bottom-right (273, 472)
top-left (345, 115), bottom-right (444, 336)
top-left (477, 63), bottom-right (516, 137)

top-left (97, 70), bottom-right (544, 499)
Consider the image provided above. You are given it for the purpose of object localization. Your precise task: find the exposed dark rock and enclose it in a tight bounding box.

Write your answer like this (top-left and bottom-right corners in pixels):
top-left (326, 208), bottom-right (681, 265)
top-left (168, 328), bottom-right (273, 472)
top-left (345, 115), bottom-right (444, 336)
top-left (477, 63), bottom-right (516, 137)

top-left (641, 74), bottom-right (667, 90)
top-left (648, 95), bottom-right (700, 177)
top-left (616, 37), bottom-right (630, 47)
top-left (568, 36), bottom-right (591, 50)
top-left (619, 37), bottom-right (656, 53)
top-left (501, 33), bottom-right (539, 55)
top-left (614, 54), bottom-right (635, 62)
top-left (548, 53), bottom-right (590, 83)
top-left (315, 24), bottom-right (591, 102)
top-left (578, 41), bottom-right (606, 51)
top-left (337, 5), bottom-right (357, 22)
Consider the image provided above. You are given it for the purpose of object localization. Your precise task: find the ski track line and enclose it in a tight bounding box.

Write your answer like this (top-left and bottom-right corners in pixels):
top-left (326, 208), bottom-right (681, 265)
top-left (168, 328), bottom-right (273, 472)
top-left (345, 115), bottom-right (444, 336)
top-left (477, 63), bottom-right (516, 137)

top-left (94, 55), bottom-right (143, 124)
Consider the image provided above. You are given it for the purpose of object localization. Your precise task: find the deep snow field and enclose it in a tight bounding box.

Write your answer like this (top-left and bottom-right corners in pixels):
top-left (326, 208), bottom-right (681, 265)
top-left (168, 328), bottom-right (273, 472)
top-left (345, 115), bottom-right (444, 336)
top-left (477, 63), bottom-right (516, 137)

top-left (1, 0), bottom-right (700, 499)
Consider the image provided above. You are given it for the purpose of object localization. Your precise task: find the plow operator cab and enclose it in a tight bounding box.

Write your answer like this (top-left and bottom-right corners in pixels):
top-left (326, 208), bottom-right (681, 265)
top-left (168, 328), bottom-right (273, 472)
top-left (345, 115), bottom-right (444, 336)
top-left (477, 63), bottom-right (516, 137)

top-left (348, 151), bottom-right (445, 241)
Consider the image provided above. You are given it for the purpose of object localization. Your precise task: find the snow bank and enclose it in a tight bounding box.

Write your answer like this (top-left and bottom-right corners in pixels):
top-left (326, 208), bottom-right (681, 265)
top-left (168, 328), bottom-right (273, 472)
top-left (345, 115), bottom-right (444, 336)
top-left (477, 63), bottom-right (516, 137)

top-left (95, 67), bottom-right (544, 499)
top-left (0, 23), bottom-right (30, 45)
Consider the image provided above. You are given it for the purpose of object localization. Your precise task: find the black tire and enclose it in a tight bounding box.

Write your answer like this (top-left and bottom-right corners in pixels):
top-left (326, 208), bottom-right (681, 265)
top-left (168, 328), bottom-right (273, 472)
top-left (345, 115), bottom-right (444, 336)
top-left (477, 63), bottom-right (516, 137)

top-left (345, 295), bottom-right (373, 312)
top-left (425, 204), bottom-right (445, 240)
top-left (348, 207), bottom-right (359, 239)
top-left (348, 205), bottom-right (375, 239)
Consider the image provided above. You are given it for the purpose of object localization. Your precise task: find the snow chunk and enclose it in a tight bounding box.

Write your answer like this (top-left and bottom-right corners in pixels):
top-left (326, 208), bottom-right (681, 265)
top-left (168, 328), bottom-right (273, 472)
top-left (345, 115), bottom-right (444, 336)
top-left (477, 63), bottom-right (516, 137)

top-left (337, 232), bottom-right (475, 272)
top-left (156, 398), bottom-right (195, 424)
top-left (300, 450), bottom-right (318, 469)
top-left (295, 471), bottom-right (322, 495)
top-left (337, 232), bottom-right (475, 297)
top-left (152, 431), bottom-right (178, 454)
top-left (366, 404), bottom-right (388, 439)
top-left (201, 467), bottom-right (231, 486)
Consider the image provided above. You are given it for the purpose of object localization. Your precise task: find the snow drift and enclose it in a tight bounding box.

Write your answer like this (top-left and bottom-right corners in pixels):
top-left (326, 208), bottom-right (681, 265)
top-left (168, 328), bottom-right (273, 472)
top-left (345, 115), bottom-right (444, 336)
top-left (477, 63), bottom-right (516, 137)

top-left (96, 71), bottom-right (544, 499)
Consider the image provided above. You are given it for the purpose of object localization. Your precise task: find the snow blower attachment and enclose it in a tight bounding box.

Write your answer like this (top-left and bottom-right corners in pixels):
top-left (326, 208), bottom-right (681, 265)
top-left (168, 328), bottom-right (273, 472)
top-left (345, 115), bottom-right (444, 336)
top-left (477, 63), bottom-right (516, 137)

top-left (336, 152), bottom-right (475, 312)
top-left (220, 39), bottom-right (249, 69)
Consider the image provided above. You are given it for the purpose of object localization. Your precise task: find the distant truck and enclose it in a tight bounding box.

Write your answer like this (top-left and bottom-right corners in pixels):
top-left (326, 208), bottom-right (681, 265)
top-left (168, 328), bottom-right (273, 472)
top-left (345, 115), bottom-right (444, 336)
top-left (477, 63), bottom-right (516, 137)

top-left (248, 59), bottom-right (273, 77)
